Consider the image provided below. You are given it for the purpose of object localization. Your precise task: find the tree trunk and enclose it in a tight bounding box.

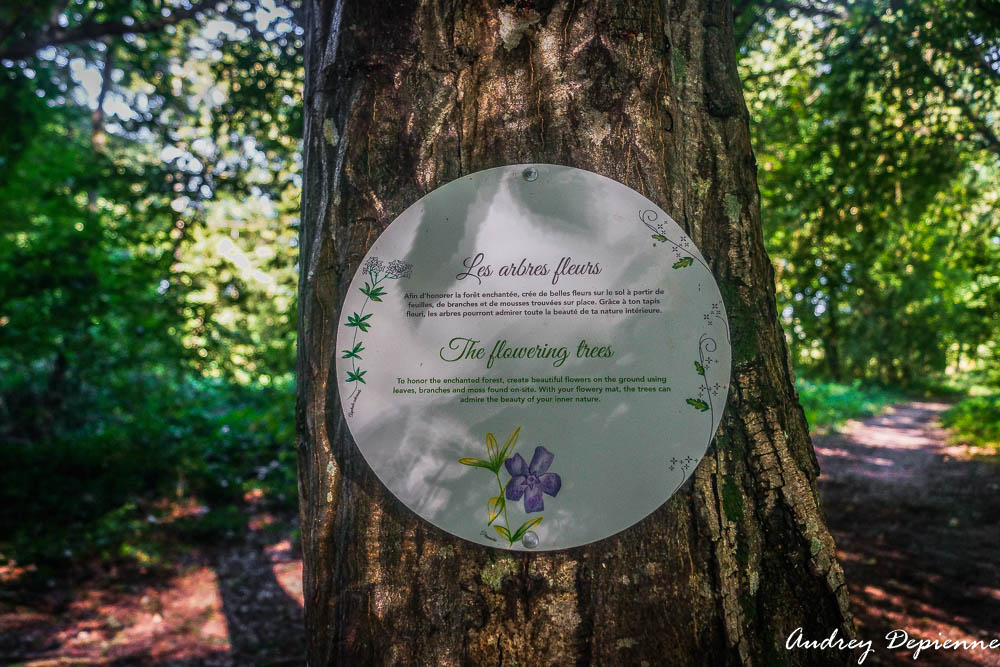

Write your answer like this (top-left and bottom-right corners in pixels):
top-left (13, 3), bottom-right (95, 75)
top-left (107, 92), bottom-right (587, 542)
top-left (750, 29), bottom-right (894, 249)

top-left (297, 1), bottom-right (855, 664)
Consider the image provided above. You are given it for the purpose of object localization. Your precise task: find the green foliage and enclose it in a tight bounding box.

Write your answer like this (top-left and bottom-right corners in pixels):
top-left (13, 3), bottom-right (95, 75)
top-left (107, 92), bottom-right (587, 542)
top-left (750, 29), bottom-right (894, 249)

top-left (738, 0), bottom-right (1000, 387)
top-left (0, 1), bottom-right (304, 570)
top-left (795, 377), bottom-right (908, 432)
top-left (941, 394), bottom-right (1000, 450)
top-left (0, 379), bottom-right (297, 566)
top-left (1, 0), bottom-right (997, 572)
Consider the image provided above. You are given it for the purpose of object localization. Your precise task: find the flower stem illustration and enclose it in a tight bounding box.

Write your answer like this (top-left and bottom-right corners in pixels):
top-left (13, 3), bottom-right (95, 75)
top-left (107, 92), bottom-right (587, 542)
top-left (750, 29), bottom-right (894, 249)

top-left (637, 208), bottom-right (728, 440)
top-left (686, 333), bottom-right (719, 444)
top-left (458, 427), bottom-right (560, 549)
top-left (640, 208), bottom-right (711, 273)
top-left (342, 257), bottom-right (412, 400)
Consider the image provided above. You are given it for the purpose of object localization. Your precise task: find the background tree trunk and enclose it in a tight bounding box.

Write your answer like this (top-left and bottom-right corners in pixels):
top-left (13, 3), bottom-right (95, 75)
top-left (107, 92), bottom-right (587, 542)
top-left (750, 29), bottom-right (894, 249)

top-left (297, 0), bottom-right (855, 664)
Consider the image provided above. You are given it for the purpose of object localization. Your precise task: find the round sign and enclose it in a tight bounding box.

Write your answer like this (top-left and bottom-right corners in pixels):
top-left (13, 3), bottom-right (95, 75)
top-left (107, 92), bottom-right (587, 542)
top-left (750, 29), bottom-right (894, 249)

top-left (335, 164), bottom-right (730, 551)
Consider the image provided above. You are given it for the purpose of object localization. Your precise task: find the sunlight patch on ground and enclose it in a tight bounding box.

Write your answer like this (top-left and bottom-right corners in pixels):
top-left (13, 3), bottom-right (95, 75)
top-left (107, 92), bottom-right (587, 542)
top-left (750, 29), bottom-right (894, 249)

top-left (1, 567), bottom-right (232, 664)
top-left (267, 539), bottom-right (304, 606)
top-left (852, 585), bottom-right (1000, 667)
top-left (819, 402), bottom-right (1000, 667)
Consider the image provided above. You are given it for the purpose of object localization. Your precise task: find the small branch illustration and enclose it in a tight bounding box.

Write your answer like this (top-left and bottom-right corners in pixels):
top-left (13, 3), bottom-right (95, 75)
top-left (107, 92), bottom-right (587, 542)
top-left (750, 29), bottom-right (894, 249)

top-left (669, 455), bottom-right (696, 495)
top-left (343, 257), bottom-right (412, 401)
top-left (640, 208), bottom-right (712, 273)
top-left (685, 333), bottom-right (719, 444)
top-left (639, 209), bottom-right (728, 488)
top-left (707, 301), bottom-right (731, 344)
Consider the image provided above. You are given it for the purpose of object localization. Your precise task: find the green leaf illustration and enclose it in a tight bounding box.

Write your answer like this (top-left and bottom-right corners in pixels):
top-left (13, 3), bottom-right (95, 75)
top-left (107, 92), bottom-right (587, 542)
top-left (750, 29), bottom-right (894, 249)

top-left (346, 369), bottom-right (367, 384)
top-left (673, 257), bottom-right (694, 269)
top-left (694, 360), bottom-right (705, 376)
top-left (485, 432), bottom-right (498, 462)
top-left (346, 312), bottom-right (373, 332)
top-left (360, 282), bottom-right (388, 302)
top-left (487, 496), bottom-right (504, 524)
top-left (498, 426), bottom-right (521, 463)
top-left (511, 517), bottom-right (543, 543)
top-left (686, 397), bottom-right (709, 412)
top-left (341, 342), bottom-right (364, 359)
top-left (652, 234), bottom-right (667, 242)
top-left (458, 427), bottom-right (557, 548)
top-left (458, 457), bottom-right (493, 469)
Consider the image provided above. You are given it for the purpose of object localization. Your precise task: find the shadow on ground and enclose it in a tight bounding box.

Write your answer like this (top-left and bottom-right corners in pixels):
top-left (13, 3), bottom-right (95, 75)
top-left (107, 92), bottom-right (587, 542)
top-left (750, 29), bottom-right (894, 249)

top-left (0, 513), bottom-right (304, 665)
top-left (815, 402), bottom-right (1000, 667)
top-left (4, 401), bottom-right (998, 665)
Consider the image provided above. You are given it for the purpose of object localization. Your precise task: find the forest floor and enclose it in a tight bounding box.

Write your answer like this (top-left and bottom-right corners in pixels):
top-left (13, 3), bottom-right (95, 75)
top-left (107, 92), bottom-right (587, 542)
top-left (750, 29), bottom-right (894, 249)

top-left (0, 513), bottom-right (306, 665)
top-left (815, 401), bottom-right (1000, 666)
top-left (1, 401), bottom-right (997, 665)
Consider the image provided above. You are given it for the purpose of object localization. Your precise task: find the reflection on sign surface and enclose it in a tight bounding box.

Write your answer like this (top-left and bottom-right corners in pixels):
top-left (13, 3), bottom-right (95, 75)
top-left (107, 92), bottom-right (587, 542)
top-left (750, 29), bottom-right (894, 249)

top-left (336, 165), bottom-right (731, 550)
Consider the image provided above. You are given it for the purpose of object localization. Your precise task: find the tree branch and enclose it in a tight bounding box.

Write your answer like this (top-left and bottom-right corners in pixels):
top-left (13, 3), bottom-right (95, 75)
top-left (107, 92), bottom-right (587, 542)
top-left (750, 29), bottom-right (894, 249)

top-left (0, 0), bottom-right (217, 60)
top-left (744, 0), bottom-right (848, 22)
top-left (913, 47), bottom-right (1000, 158)
top-left (740, 59), bottom-right (807, 83)
top-left (934, 72), bottom-right (1000, 157)
top-left (768, 0), bottom-right (848, 20)
top-left (91, 39), bottom-right (115, 151)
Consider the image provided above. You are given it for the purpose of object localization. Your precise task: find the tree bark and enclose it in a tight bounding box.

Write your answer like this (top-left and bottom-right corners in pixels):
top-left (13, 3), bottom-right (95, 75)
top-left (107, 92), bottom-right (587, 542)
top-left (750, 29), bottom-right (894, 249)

top-left (297, 0), bottom-right (855, 664)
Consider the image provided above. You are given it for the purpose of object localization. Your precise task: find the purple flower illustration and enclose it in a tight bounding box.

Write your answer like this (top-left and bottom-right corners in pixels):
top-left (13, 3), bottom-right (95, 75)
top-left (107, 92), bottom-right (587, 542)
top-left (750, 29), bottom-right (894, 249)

top-left (505, 446), bottom-right (561, 513)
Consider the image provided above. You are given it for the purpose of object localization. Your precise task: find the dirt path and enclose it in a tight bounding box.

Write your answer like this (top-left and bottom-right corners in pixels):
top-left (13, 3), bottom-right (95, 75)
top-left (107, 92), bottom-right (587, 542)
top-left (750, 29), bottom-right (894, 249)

top-left (0, 518), bottom-right (305, 665)
top-left (4, 403), bottom-right (997, 665)
top-left (815, 401), bottom-right (1000, 666)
